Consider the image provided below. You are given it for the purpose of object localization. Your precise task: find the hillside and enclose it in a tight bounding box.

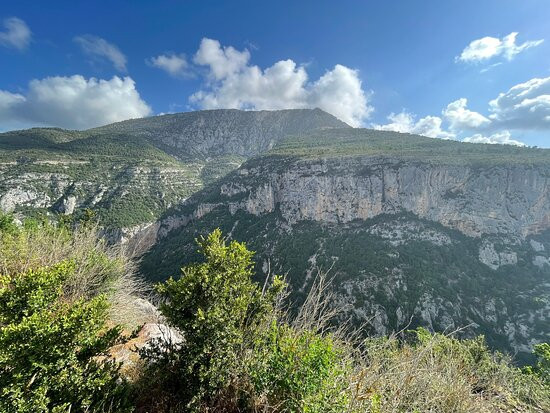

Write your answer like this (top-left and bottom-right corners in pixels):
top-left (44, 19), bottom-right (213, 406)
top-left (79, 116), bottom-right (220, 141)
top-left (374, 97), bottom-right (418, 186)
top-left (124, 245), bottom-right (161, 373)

top-left (2, 117), bottom-right (549, 361)
top-left (139, 128), bottom-right (550, 361)
top-left (0, 109), bottom-right (347, 231)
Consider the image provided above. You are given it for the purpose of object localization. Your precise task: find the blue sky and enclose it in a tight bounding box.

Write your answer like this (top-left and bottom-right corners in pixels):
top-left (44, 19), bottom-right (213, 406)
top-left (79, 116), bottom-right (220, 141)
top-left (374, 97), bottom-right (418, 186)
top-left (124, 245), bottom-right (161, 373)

top-left (1, 0), bottom-right (550, 146)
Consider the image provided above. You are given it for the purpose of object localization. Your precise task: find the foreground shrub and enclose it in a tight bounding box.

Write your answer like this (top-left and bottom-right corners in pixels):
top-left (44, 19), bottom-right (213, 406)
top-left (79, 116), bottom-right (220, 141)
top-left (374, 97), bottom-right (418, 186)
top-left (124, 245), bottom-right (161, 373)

top-left (525, 343), bottom-right (550, 386)
top-left (0, 213), bottom-right (147, 328)
top-left (139, 229), bottom-right (284, 411)
top-left (351, 328), bottom-right (550, 412)
top-left (250, 323), bottom-right (351, 412)
top-left (0, 261), bottom-right (132, 412)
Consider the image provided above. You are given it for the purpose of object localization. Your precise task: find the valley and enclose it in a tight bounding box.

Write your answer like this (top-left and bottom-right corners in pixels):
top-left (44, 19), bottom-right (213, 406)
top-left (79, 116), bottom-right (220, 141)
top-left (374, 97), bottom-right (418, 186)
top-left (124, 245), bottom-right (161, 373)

top-left (1, 109), bottom-right (549, 362)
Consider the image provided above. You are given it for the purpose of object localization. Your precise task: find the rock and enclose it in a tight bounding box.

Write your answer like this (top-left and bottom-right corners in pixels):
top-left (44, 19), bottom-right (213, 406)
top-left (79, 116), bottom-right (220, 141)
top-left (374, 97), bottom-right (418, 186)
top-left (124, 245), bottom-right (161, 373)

top-left (533, 255), bottom-right (550, 268)
top-left (0, 188), bottom-right (50, 212)
top-left (479, 240), bottom-right (517, 270)
top-left (109, 322), bottom-right (182, 368)
top-left (530, 239), bottom-right (545, 252)
top-left (60, 195), bottom-right (77, 215)
top-left (186, 156), bottom-right (550, 239)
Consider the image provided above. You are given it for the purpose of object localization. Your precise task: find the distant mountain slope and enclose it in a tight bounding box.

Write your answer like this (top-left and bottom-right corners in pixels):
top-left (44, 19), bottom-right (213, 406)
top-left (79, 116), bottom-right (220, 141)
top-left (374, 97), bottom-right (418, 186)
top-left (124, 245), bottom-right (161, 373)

top-left (90, 108), bottom-right (350, 159)
top-left (0, 108), bottom-right (347, 230)
top-left (139, 128), bottom-right (550, 360)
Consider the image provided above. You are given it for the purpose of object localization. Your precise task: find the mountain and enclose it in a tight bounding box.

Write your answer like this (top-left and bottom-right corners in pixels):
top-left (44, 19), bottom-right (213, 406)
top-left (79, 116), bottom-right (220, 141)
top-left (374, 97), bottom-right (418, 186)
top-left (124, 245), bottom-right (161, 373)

top-left (2, 112), bottom-right (549, 361)
top-left (139, 128), bottom-right (550, 361)
top-left (0, 108), bottom-right (348, 233)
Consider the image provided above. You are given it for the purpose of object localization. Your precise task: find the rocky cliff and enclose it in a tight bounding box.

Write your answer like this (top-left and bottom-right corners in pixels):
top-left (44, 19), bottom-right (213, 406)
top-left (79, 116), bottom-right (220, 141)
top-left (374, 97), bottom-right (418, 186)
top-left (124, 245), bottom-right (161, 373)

top-left (140, 129), bottom-right (550, 360)
top-left (0, 109), bottom-right (347, 230)
top-left (217, 156), bottom-right (550, 238)
top-left (91, 108), bottom-right (350, 159)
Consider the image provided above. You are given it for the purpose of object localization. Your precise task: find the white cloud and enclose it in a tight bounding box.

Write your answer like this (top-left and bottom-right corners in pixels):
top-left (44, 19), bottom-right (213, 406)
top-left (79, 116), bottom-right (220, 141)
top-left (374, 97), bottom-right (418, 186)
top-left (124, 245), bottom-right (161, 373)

top-left (488, 76), bottom-right (550, 130)
top-left (189, 38), bottom-right (371, 126)
top-left (0, 17), bottom-right (31, 50)
top-left (479, 62), bottom-right (503, 74)
top-left (372, 111), bottom-right (454, 139)
top-left (463, 130), bottom-right (526, 146)
top-left (148, 53), bottom-right (189, 77)
top-left (74, 35), bottom-right (127, 72)
top-left (457, 32), bottom-right (543, 63)
top-left (0, 90), bottom-right (25, 110)
top-left (442, 98), bottom-right (491, 130)
top-left (193, 38), bottom-right (250, 80)
top-left (375, 75), bottom-right (550, 145)
top-left (0, 75), bottom-right (151, 130)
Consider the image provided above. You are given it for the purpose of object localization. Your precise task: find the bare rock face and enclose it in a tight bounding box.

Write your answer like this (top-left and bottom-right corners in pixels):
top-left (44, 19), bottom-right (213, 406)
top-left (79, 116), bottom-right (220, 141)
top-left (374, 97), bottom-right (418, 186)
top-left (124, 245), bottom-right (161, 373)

top-left (59, 195), bottom-right (77, 215)
top-left (479, 240), bottom-right (518, 270)
top-left (93, 108), bottom-right (350, 159)
top-left (109, 322), bottom-right (182, 368)
top-left (141, 149), bottom-right (550, 359)
top-left (210, 157), bottom-right (550, 239)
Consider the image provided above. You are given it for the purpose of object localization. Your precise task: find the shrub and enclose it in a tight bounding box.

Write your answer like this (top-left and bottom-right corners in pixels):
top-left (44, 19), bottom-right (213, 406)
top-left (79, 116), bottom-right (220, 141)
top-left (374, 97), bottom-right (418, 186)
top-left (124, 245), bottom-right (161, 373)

top-left (0, 213), bottom-right (18, 234)
top-left (352, 329), bottom-right (550, 412)
top-left (525, 342), bottom-right (550, 386)
top-left (0, 261), bottom-right (132, 412)
top-left (140, 229), bottom-right (284, 411)
top-left (250, 323), bottom-right (351, 412)
top-left (0, 216), bottom-right (148, 329)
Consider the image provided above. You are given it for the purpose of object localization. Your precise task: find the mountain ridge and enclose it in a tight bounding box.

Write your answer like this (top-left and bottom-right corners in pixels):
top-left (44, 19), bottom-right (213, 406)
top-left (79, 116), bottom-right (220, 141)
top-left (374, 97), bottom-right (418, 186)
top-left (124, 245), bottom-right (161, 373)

top-left (1, 111), bottom-right (549, 359)
top-left (136, 128), bottom-right (550, 359)
top-left (0, 108), bottom-right (347, 228)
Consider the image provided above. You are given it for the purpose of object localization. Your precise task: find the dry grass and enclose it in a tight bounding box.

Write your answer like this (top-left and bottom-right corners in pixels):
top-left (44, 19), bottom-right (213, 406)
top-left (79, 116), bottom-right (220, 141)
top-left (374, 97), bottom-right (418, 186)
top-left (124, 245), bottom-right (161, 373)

top-left (286, 269), bottom-right (550, 413)
top-left (0, 222), bottom-right (156, 329)
top-left (348, 333), bottom-right (549, 412)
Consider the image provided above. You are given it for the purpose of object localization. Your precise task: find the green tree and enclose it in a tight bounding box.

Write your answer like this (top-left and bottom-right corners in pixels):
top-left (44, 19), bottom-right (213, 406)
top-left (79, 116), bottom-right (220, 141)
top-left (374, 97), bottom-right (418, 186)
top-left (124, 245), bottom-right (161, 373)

top-left (142, 229), bottom-right (283, 411)
top-left (0, 213), bottom-right (18, 234)
top-left (525, 343), bottom-right (550, 386)
top-left (0, 261), bottom-right (132, 413)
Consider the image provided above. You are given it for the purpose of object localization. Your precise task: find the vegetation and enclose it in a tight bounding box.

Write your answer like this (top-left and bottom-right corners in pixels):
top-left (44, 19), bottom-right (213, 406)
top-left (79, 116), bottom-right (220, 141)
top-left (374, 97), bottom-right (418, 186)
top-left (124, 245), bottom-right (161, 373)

top-left (0, 213), bottom-right (145, 412)
top-left (0, 261), bottom-right (132, 412)
top-left (270, 128), bottom-right (550, 166)
top-left (140, 208), bottom-right (550, 361)
top-left (1, 214), bottom-right (548, 412)
top-left (137, 228), bottom-right (550, 412)
top-left (525, 343), bottom-right (550, 386)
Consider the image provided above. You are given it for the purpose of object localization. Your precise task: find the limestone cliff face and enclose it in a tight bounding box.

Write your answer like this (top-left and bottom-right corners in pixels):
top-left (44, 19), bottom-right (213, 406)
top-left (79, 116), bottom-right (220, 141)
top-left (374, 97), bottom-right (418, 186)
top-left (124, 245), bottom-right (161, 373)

top-left (216, 156), bottom-right (550, 238)
top-left (0, 161), bottom-right (201, 230)
top-left (140, 153), bottom-right (550, 357)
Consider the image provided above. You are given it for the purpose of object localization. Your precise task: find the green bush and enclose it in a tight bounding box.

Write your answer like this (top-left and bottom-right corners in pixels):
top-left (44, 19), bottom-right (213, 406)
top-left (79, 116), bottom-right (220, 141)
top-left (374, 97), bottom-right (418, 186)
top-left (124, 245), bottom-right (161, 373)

top-left (0, 213), bottom-right (18, 234)
top-left (0, 216), bottom-right (145, 329)
top-left (354, 328), bottom-right (550, 412)
top-left (250, 323), bottom-right (350, 412)
top-left (525, 343), bottom-right (550, 386)
top-left (0, 261), bottom-right (132, 413)
top-left (141, 229), bottom-right (284, 411)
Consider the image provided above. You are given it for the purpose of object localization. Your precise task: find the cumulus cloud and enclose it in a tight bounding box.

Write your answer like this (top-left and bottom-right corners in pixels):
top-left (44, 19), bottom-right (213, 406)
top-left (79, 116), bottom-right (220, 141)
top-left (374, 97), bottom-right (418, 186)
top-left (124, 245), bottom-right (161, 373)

top-left (457, 32), bottom-right (543, 63)
top-left (193, 38), bottom-right (251, 80)
top-left (463, 130), bottom-right (525, 146)
top-left (148, 53), bottom-right (190, 77)
top-left (442, 98), bottom-right (491, 130)
top-left (372, 111), bottom-right (454, 139)
top-left (0, 75), bottom-right (151, 130)
top-left (74, 35), bottom-right (127, 72)
top-left (189, 38), bottom-right (371, 126)
top-left (0, 17), bottom-right (31, 50)
top-left (488, 76), bottom-right (550, 130)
